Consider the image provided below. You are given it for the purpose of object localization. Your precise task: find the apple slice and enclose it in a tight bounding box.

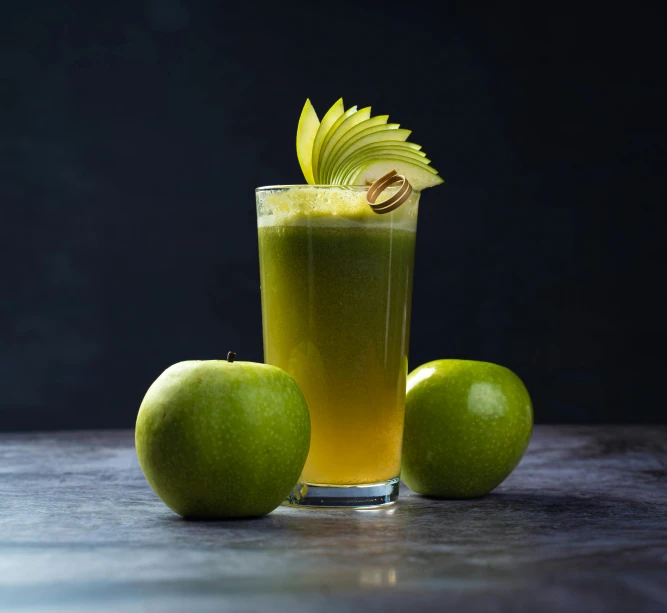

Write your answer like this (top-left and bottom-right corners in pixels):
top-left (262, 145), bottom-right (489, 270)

top-left (327, 126), bottom-right (409, 181)
top-left (295, 98), bottom-right (443, 189)
top-left (340, 156), bottom-right (438, 186)
top-left (317, 104), bottom-right (358, 175)
top-left (319, 107), bottom-right (372, 183)
top-left (335, 147), bottom-right (431, 185)
top-left (334, 145), bottom-right (430, 183)
top-left (322, 115), bottom-right (391, 179)
top-left (326, 123), bottom-right (401, 178)
top-left (338, 155), bottom-right (437, 186)
top-left (311, 98), bottom-right (345, 183)
top-left (296, 100), bottom-right (320, 185)
top-left (352, 159), bottom-right (444, 191)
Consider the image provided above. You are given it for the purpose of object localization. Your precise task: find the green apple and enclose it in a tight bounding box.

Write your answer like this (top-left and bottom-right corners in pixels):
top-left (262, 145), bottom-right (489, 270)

top-left (295, 97), bottom-right (443, 189)
top-left (401, 360), bottom-right (533, 498)
top-left (135, 355), bottom-right (310, 518)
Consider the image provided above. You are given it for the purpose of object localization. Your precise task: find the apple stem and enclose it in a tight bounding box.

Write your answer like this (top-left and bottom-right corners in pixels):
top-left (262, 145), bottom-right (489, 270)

top-left (227, 351), bottom-right (236, 363)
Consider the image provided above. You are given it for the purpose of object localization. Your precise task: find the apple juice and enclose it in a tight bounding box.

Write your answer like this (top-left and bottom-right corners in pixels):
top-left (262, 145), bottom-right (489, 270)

top-left (256, 186), bottom-right (418, 485)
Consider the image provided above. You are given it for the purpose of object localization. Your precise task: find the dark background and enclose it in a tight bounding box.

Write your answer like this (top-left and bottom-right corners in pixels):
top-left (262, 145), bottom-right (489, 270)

top-left (2, 1), bottom-right (665, 430)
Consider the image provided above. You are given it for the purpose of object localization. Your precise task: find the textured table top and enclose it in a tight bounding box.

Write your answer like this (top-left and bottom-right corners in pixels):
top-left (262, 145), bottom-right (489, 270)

top-left (1, 426), bottom-right (666, 613)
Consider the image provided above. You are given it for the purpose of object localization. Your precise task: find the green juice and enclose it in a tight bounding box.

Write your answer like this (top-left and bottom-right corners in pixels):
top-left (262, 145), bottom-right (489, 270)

top-left (257, 187), bottom-right (418, 485)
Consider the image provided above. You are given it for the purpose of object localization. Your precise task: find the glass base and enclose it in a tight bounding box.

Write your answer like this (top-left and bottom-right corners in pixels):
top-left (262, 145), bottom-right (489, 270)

top-left (282, 477), bottom-right (400, 509)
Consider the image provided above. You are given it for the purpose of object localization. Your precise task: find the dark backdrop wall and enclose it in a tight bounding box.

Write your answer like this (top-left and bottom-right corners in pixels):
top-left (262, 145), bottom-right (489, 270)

top-left (2, 1), bottom-right (665, 430)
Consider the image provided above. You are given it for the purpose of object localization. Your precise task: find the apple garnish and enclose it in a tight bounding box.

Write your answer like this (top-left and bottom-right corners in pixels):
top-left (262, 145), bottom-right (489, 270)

top-left (296, 99), bottom-right (319, 185)
top-left (296, 98), bottom-right (444, 191)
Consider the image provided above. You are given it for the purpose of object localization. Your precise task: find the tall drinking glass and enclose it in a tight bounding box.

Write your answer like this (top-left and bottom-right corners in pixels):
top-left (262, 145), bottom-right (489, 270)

top-left (256, 185), bottom-right (419, 508)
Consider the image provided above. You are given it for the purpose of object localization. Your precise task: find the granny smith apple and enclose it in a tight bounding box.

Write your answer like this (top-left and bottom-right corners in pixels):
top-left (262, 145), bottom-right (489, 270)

top-left (135, 354), bottom-right (310, 519)
top-left (401, 360), bottom-right (533, 498)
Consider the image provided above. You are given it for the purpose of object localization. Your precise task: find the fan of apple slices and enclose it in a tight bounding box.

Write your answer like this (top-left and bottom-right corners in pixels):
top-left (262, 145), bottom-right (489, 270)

top-left (297, 98), bottom-right (443, 191)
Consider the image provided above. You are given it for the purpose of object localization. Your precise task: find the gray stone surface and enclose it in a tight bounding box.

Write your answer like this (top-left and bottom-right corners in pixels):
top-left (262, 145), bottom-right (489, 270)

top-left (1, 426), bottom-right (666, 612)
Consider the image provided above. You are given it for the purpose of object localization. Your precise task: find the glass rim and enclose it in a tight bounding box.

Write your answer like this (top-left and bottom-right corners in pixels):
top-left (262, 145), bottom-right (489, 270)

top-left (255, 184), bottom-right (421, 193)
